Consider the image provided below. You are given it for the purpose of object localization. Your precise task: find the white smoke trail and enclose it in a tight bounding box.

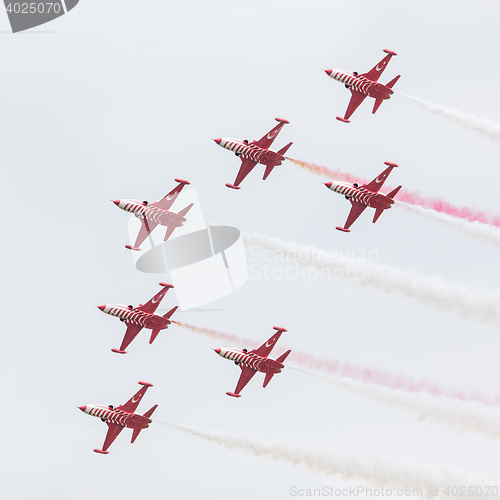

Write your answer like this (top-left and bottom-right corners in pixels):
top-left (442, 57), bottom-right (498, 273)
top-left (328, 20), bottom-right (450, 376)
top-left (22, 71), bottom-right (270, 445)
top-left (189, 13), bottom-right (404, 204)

top-left (398, 202), bottom-right (500, 246)
top-left (291, 366), bottom-right (500, 440)
top-left (400, 94), bottom-right (500, 145)
top-left (159, 422), bottom-right (493, 497)
top-left (243, 232), bottom-right (500, 327)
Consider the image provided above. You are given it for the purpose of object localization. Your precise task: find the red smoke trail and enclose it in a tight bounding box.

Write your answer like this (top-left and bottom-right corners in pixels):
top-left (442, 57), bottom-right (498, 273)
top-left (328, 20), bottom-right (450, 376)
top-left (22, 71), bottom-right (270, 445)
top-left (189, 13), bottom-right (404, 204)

top-left (290, 159), bottom-right (500, 227)
top-left (174, 321), bottom-right (500, 407)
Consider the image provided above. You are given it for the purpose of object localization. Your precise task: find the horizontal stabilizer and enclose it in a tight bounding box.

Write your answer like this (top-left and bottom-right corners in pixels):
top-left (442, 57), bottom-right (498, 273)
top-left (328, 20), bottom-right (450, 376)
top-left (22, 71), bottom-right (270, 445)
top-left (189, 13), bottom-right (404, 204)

top-left (372, 98), bottom-right (384, 115)
top-left (177, 203), bottom-right (194, 218)
top-left (277, 141), bottom-right (293, 156)
top-left (149, 329), bottom-right (161, 344)
top-left (263, 372), bottom-right (275, 388)
top-left (163, 306), bottom-right (178, 320)
top-left (131, 428), bottom-right (142, 444)
top-left (373, 208), bottom-right (385, 224)
top-left (386, 74), bottom-right (401, 90)
top-left (386, 185), bottom-right (402, 199)
top-left (275, 349), bottom-right (291, 364)
top-left (263, 165), bottom-right (274, 180)
top-left (143, 404), bottom-right (158, 419)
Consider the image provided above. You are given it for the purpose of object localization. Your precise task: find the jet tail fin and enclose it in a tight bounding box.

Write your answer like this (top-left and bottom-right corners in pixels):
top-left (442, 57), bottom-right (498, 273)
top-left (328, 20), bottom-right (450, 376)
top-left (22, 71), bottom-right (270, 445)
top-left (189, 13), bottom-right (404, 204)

top-left (263, 350), bottom-right (291, 388)
top-left (130, 405), bottom-right (158, 444)
top-left (277, 141), bottom-right (293, 156)
top-left (386, 185), bottom-right (402, 199)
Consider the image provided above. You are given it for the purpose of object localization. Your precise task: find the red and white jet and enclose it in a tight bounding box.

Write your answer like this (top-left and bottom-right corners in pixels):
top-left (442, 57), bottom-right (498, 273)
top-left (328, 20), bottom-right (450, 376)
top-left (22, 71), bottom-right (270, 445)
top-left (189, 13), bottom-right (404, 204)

top-left (78, 381), bottom-right (157, 454)
top-left (214, 118), bottom-right (293, 189)
top-left (325, 49), bottom-right (400, 123)
top-left (325, 162), bottom-right (402, 232)
top-left (112, 178), bottom-right (192, 251)
top-left (98, 282), bottom-right (177, 354)
top-left (213, 326), bottom-right (291, 397)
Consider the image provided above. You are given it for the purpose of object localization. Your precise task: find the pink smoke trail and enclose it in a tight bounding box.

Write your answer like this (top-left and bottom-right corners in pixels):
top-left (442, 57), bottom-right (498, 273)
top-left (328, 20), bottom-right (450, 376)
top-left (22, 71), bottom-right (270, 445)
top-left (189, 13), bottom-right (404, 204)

top-left (289, 159), bottom-right (500, 227)
top-left (174, 322), bottom-right (500, 407)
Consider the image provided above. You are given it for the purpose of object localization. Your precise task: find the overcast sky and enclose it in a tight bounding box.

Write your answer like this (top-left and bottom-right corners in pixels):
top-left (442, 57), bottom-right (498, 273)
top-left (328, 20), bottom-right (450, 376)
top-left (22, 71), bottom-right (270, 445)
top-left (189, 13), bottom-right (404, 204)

top-left (2, 1), bottom-right (500, 499)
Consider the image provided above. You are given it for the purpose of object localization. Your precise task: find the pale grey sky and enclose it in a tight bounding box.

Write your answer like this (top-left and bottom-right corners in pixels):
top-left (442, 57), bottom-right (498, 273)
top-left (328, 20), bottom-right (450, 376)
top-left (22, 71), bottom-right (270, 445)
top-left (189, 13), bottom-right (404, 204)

top-left (2, 1), bottom-right (500, 499)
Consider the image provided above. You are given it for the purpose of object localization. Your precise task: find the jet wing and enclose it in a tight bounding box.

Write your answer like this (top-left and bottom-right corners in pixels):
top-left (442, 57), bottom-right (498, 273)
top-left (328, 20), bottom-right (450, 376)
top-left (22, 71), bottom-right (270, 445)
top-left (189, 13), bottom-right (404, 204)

top-left (149, 179), bottom-right (190, 211)
top-left (117, 383), bottom-right (152, 414)
top-left (252, 119), bottom-right (288, 150)
top-left (117, 323), bottom-right (143, 353)
top-left (342, 201), bottom-right (368, 231)
top-left (100, 422), bottom-right (124, 453)
top-left (137, 284), bottom-right (172, 314)
top-left (232, 158), bottom-right (258, 187)
top-left (361, 165), bottom-right (395, 193)
top-left (233, 366), bottom-right (258, 396)
top-left (360, 51), bottom-right (396, 82)
top-left (251, 329), bottom-right (286, 358)
top-left (132, 217), bottom-right (159, 249)
top-left (342, 90), bottom-right (367, 121)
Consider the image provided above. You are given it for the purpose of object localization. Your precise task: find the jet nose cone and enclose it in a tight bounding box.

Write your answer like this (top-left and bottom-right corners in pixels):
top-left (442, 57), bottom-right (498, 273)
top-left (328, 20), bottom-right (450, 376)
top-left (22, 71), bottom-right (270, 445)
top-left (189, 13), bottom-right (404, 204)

top-left (78, 405), bottom-right (87, 412)
top-left (97, 305), bottom-right (106, 311)
top-left (213, 348), bottom-right (221, 354)
top-left (324, 182), bottom-right (332, 188)
top-left (112, 200), bottom-right (120, 206)
top-left (324, 69), bottom-right (333, 76)
top-left (213, 138), bottom-right (222, 145)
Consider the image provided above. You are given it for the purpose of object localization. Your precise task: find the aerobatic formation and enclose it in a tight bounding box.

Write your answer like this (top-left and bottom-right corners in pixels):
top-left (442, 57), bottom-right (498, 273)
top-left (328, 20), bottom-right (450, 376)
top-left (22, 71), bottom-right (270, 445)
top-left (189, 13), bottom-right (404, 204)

top-left (78, 45), bottom-right (498, 488)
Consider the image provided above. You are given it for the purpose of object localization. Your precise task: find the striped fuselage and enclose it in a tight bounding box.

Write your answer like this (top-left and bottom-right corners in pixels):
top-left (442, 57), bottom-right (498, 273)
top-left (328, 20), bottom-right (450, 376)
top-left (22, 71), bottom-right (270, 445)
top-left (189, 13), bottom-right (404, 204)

top-left (329, 70), bottom-right (393, 99)
top-left (329, 181), bottom-right (394, 209)
top-left (217, 138), bottom-right (284, 166)
top-left (80, 404), bottom-right (150, 429)
top-left (100, 304), bottom-right (169, 330)
top-left (115, 200), bottom-right (185, 227)
top-left (216, 347), bottom-right (283, 374)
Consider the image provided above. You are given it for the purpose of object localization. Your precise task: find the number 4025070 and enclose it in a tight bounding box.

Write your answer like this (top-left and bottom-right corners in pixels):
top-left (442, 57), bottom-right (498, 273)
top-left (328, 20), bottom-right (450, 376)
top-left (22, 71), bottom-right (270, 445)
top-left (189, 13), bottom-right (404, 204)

top-left (5, 3), bottom-right (62, 14)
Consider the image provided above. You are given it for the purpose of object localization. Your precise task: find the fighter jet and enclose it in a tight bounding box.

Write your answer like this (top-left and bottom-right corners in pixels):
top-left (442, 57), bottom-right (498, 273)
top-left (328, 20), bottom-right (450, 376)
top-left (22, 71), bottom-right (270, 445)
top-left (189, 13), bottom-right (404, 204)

top-left (325, 162), bottom-right (402, 232)
top-left (213, 326), bottom-right (290, 397)
top-left (112, 178), bottom-right (192, 251)
top-left (78, 381), bottom-right (157, 454)
top-left (214, 118), bottom-right (293, 189)
top-left (98, 283), bottom-right (177, 354)
top-left (325, 49), bottom-right (400, 123)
